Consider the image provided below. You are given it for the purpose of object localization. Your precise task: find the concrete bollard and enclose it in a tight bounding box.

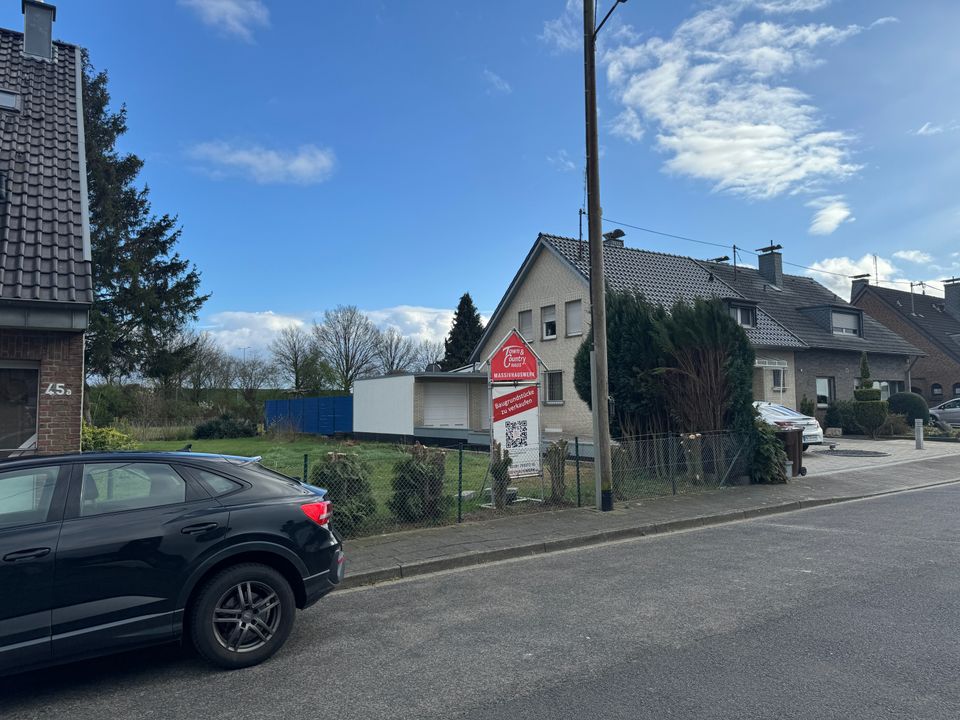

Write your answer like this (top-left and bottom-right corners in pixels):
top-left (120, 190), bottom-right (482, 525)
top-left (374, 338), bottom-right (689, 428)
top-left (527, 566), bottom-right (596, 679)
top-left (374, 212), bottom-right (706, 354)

top-left (915, 418), bottom-right (924, 450)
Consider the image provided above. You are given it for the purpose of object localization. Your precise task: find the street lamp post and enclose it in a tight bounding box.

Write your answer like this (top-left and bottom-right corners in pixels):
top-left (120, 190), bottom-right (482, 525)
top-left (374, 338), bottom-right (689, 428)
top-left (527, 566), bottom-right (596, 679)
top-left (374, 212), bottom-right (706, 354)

top-left (584, 0), bottom-right (626, 511)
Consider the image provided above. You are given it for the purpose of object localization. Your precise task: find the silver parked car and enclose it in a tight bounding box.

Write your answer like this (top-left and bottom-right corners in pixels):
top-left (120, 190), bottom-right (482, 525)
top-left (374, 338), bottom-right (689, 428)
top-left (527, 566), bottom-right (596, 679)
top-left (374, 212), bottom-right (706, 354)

top-left (754, 401), bottom-right (824, 451)
top-left (930, 398), bottom-right (960, 428)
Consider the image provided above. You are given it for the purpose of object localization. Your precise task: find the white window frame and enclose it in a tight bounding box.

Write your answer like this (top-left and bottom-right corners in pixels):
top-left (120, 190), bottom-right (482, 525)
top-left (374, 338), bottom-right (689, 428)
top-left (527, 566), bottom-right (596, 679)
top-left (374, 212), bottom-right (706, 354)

top-left (771, 368), bottom-right (786, 391)
top-left (815, 376), bottom-right (835, 408)
top-left (544, 370), bottom-right (563, 405)
top-left (541, 305), bottom-right (557, 340)
top-left (565, 299), bottom-right (583, 337)
top-left (729, 304), bottom-right (756, 329)
top-left (518, 309), bottom-right (533, 340)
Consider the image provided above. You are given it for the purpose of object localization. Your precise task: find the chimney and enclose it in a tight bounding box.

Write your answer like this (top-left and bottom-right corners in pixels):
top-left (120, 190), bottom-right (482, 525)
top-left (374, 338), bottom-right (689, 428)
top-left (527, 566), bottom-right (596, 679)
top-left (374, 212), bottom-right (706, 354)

top-left (944, 278), bottom-right (960, 320)
top-left (603, 229), bottom-right (625, 248)
top-left (850, 276), bottom-right (869, 302)
top-left (22, 1), bottom-right (56, 61)
top-left (757, 244), bottom-right (783, 287)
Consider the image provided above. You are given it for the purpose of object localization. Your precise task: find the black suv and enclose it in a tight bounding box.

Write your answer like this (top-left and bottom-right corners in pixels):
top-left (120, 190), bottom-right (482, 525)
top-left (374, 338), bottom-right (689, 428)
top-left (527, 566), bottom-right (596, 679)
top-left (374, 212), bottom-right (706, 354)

top-left (0, 452), bottom-right (344, 675)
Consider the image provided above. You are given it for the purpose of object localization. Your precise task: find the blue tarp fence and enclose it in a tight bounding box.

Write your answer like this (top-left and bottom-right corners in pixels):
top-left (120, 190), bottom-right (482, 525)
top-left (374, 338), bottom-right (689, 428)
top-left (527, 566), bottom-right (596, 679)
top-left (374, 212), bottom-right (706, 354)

top-left (264, 396), bottom-right (353, 435)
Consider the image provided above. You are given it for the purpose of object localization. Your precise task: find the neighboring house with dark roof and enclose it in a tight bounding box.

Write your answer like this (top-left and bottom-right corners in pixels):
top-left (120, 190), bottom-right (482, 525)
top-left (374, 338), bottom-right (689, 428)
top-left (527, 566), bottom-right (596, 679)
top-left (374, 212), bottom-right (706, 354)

top-left (700, 250), bottom-right (922, 412)
top-left (851, 278), bottom-right (960, 404)
top-left (0, 3), bottom-right (91, 455)
top-left (467, 234), bottom-right (922, 443)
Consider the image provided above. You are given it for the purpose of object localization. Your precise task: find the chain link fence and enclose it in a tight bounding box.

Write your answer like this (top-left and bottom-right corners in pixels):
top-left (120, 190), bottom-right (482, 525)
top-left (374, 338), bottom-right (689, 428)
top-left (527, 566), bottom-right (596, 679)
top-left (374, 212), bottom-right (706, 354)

top-left (254, 431), bottom-right (751, 539)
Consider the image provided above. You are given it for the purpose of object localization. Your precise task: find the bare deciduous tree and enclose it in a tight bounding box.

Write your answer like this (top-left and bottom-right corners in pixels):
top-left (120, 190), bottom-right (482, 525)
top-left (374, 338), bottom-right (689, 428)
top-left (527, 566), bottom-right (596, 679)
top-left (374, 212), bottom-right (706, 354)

top-left (312, 305), bottom-right (381, 391)
top-left (269, 325), bottom-right (328, 393)
top-left (375, 327), bottom-right (419, 375)
top-left (185, 332), bottom-right (224, 403)
top-left (235, 354), bottom-right (275, 420)
top-left (415, 339), bottom-right (445, 371)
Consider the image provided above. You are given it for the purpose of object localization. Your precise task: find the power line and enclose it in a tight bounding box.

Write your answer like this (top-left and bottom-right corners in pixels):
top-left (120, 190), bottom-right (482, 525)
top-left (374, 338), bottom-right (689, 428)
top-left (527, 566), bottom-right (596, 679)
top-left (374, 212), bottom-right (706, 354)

top-left (599, 215), bottom-right (945, 293)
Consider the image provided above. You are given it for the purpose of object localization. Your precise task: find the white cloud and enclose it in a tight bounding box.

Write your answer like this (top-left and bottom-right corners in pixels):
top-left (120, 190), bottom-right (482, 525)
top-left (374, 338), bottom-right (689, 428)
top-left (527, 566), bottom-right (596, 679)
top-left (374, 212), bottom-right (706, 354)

top-left (482, 69), bottom-right (512, 95)
top-left (364, 305), bottom-right (459, 344)
top-left (753, 0), bottom-right (832, 13)
top-left (807, 195), bottom-right (854, 235)
top-left (202, 311), bottom-right (305, 354)
top-left (869, 16), bottom-right (899, 29)
top-left (893, 250), bottom-right (934, 264)
top-left (178, 0), bottom-right (269, 42)
top-left (805, 254), bottom-right (898, 298)
top-left (603, 3), bottom-right (863, 199)
top-left (913, 121), bottom-right (944, 136)
top-left (540, 0), bottom-right (580, 52)
top-left (547, 149), bottom-right (577, 173)
top-left (189, 142), bottom-right (336, 184)
top-left (611, 108), bottom-right (645, 142)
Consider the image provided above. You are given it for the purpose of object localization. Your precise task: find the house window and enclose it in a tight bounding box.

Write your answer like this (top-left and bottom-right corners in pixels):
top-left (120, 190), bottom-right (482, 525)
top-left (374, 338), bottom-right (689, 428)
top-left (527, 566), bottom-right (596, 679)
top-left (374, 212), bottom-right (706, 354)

top-left (541, 305), bottom-right (557, 340)
top-left (815, 377), bottom-right (835, 407)
top-left (544, 370), bottom-right (563, 404)
top-left (831, 311), bottom-right (860, 336)
top-left (729, 304), bottom-right (757, 328)
top-left (772, 368), bottom-right (786, 390)
top-left (0, 90), bottom-right (18, 111)
top-left (954, 383), bottom-right (960, 397)
top-left (565, 300), bottom-right (583, 336)
top-left (932, 383), bottom-right (943, 398)
top-left (518, 310), bottom-right (533, 339)
top-left (887, 380), bottom-right (905, 396)
top-left (0, 367), bottom-right (39, 455)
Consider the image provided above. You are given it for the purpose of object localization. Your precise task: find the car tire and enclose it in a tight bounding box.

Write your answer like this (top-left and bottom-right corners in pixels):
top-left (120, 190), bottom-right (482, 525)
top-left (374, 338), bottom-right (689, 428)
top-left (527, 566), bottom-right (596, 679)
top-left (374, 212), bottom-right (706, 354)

top-left (189, 563), bottom-right (297, 669)
top-left (802, 443), bottom-right (809, 452)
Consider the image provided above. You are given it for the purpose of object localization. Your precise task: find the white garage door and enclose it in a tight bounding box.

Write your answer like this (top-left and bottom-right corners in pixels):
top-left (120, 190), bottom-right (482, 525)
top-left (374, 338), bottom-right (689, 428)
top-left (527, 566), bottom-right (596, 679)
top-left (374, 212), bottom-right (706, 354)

top-left (422, 383), bottom-right (469, 427)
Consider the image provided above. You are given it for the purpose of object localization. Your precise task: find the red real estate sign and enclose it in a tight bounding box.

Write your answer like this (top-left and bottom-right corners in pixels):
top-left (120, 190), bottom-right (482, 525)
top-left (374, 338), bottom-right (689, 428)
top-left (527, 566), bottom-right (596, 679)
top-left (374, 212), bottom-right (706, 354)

top-left (488, 330), bottom-right (538, 383)
top-left (492, 385), bottom-right (539, 422)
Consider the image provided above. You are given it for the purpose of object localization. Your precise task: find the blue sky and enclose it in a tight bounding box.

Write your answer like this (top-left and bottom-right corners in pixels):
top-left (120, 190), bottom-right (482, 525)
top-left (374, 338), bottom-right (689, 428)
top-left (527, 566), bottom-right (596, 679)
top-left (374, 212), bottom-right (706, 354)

top-left (13, 0), bottom-right (960, 352)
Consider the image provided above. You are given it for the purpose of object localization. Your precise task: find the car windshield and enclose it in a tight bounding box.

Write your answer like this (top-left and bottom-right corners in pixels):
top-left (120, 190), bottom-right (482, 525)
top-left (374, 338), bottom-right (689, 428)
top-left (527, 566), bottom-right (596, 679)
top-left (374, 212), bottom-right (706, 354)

top-left (760, 404), bottom-right (806, 419)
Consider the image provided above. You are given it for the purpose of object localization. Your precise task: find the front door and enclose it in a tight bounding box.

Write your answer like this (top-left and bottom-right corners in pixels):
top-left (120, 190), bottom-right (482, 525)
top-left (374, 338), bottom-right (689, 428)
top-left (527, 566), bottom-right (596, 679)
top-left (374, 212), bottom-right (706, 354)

top-left (52, 461), bottom-right (228, 662)
top-left (0, 464), bottom-right (67, 673)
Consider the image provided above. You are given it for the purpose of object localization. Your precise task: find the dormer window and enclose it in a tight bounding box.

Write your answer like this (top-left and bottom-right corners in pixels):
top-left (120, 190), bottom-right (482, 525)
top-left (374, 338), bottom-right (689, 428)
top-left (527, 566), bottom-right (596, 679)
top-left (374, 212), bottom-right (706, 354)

top-left (831, 311), bottom-right (860, 336)
top-left (729, 304), bottom-right (757, 329)
top-left (0, 90), bottom-right (18, 111)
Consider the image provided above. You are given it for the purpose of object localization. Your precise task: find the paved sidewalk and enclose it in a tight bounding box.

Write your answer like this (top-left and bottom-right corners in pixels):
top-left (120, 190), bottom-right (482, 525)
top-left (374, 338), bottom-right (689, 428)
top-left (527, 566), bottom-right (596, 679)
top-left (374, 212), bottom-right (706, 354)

top-left (343, 451), bottom-right (960, 588)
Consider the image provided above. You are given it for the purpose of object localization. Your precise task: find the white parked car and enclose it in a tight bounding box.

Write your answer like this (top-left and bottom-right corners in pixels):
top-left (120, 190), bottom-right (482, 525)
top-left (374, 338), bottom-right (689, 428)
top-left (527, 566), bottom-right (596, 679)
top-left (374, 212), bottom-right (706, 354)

top-left (754, 401), bottom-right (824, 451)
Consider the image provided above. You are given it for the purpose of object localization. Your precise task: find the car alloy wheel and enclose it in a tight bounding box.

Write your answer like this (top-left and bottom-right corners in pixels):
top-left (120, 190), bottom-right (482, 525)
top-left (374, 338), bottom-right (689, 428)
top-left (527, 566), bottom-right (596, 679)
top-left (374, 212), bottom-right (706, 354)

top-left (212, 580), bottom-right (283, 653)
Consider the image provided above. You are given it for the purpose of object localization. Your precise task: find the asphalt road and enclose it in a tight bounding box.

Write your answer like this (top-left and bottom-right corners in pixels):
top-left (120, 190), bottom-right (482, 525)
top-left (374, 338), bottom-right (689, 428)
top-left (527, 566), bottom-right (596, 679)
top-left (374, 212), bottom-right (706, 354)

top-left (3, 484), bottom-right (960, 719)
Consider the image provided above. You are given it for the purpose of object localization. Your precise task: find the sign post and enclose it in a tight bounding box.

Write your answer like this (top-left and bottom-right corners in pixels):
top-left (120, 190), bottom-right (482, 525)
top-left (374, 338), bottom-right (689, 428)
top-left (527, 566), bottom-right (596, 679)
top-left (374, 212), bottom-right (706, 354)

top-left (486, 330), bottom-right (543, 479)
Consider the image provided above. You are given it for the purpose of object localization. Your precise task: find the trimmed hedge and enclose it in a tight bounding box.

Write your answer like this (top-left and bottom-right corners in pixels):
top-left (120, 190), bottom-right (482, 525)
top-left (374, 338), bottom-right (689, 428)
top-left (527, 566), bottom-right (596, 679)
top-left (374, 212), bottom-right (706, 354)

top-left (309, 454), bottom-right (377, 536)
top-left (853, 388), bottom-right (881, 402)
top-left (194, 415), bottom-right (257, 440)
top-left (854, 400), bottom-right (889, 439)
top-left (888, 392), bottom-right (930, 424)
top-left (81, 423), bottom-right (137, 451)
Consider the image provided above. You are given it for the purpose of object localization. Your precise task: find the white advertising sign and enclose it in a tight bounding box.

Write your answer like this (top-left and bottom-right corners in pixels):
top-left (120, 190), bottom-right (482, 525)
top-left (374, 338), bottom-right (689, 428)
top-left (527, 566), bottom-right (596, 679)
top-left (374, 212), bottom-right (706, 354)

top-left (491, 384), bottom-right (541, 478)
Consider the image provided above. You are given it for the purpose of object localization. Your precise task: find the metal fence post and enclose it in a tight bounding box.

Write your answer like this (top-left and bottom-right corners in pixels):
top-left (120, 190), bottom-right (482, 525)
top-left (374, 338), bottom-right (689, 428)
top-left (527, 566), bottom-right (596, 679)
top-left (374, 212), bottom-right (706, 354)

top-left (458, 443), bottom-right (464, 523)
top-left (669, 435), bottom-right (677, 496)
top-left (303, 453), bottom-right (309, 482)
top-left (575, 437), bottom-right (582, 507)
top-left (915, 418), bottom-right (924, 450)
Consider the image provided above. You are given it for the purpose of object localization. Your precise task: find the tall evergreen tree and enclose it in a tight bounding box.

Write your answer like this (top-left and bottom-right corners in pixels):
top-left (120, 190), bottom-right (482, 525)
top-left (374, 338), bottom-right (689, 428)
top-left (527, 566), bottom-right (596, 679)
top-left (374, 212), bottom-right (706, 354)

top-left (441, 293), bottom-right (484, 370)
top-left (82, 53), bottom-right (208, 382)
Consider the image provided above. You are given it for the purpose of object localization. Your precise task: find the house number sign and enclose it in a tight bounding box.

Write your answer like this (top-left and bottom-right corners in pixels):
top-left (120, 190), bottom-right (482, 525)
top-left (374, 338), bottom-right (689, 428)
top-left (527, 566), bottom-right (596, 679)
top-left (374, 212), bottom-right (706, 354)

top-left (44, 383), bottom-right (73, 396)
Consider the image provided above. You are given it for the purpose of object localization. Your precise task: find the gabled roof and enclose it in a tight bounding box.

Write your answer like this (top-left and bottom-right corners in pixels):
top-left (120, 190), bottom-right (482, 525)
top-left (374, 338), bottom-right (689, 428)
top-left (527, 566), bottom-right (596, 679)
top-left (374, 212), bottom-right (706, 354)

top-left (852, 282), bottom-right (960, 364)
top-left (701, 261), bottom-right (920, 357)
top-left (469, 233), bottom-right (805, 362)
top-left (0, 28), bottom-right (92, 307)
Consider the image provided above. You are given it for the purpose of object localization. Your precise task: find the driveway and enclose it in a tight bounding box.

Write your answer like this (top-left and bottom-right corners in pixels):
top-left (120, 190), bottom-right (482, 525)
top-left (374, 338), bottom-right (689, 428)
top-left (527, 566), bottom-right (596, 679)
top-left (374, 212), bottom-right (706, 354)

top-left (804, 436), bottom-right (960, 476)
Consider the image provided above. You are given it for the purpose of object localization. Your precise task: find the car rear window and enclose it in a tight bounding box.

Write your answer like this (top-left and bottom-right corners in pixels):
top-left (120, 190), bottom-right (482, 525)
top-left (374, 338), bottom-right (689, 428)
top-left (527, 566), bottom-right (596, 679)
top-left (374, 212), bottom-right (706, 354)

top-left (193, 469), bottom-right (243, 496)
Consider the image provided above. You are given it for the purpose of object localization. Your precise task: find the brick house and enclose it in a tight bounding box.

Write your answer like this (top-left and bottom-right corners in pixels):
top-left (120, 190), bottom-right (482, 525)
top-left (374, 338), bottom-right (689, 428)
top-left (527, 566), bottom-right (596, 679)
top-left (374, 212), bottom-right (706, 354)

top-left (0, 3), bottom-right (91, 456)
top-left (851, 278), bottom-right (960, 405)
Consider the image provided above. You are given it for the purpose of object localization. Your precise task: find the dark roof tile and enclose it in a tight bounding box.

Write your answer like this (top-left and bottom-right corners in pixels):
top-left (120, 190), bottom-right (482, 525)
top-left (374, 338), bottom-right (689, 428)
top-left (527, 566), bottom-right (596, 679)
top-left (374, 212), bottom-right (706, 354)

top-left (0, 28), bottom-right (91, 306)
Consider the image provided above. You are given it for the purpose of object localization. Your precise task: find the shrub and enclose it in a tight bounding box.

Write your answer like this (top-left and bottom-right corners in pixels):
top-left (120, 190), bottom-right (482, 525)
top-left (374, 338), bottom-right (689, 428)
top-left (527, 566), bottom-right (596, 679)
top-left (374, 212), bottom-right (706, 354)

top-left (751, 419), bottom-right (787, 484)
top-left (825, 400), bottom-right (860, 434)
top-left (193, 414), bottom-right (257, 440)
top-left (853, 388), bottom-right (881, 402)
top-left (878, 413), bottom-right (910, 436)
top-left (489, 441), bottom-right (512, 510)
top-left (799, 395), bottom-right (816, 417)
top-left (888, 392), bottom-right (930, 425)
top-left (81, 423), bottom-right (137, 452)
top-left (854, 400), bottom-right (889, 439)
top-left (387, 443), bottom-right (450, 524)
top-left (309, 453), bottom-right (376, 536)
top-left (544, 440), bottom-right (569, 503)
top-left (858, 352), bottom-right (871, 387)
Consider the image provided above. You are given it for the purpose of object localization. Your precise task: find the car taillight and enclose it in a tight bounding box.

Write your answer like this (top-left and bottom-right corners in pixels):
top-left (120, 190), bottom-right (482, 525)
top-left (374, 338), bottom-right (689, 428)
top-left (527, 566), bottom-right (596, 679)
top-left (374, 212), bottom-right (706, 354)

top-left (301, 500), bottom-right (332, 527)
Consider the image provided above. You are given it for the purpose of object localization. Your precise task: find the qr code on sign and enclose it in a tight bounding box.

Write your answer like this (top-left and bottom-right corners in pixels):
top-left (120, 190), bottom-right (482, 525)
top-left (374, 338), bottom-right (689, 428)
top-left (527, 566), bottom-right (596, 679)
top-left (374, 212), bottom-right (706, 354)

top-left (505, 419), bottom-right (528, 449)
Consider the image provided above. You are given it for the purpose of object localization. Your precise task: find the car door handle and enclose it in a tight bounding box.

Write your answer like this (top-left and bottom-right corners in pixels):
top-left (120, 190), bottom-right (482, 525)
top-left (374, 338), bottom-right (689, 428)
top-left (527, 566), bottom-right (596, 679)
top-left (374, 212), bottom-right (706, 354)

top-left (3, 547), bottom-right (51, 562)
top-left (181, 522), bottom-right (219, 535)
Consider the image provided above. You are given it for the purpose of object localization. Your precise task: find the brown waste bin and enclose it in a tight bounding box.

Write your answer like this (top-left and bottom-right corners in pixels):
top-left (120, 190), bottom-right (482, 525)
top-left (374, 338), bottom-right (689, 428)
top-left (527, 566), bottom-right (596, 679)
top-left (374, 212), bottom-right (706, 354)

top-left (775, 427), bottom-right (806, 477)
